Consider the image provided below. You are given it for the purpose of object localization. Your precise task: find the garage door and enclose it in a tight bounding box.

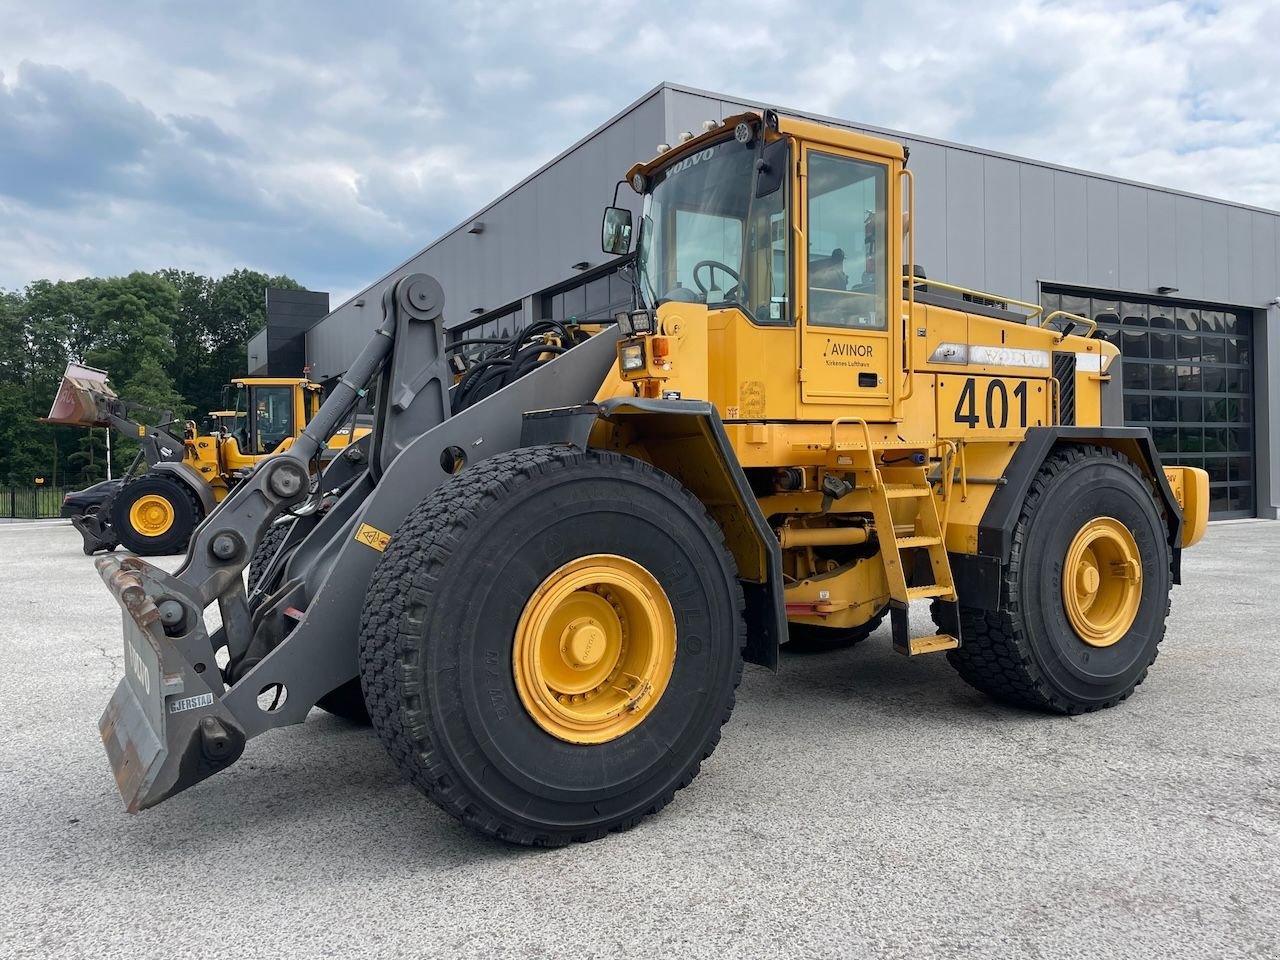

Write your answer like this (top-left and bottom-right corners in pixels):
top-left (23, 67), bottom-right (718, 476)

top-left (1042, 288), bottom-right (1255, 520)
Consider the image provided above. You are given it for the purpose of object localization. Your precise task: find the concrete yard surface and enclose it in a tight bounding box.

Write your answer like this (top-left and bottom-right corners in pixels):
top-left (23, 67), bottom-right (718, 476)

top-left (0, 520), bottom-right (1276, 959)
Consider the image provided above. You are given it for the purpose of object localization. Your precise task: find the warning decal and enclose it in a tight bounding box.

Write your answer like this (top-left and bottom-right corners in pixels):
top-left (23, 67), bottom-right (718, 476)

top-left (354, 523), bottom-right (392, 552)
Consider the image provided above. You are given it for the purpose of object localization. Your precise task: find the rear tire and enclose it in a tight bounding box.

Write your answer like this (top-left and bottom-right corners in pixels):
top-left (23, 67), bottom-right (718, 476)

top-left (785, 606), bottom-right (887, 653)
top-left (359, 445), bottom-right (745, 846)
top-left (946, 445), bottom-right (1171, 713)
top-left (111, 474), bottom-right (202, 556)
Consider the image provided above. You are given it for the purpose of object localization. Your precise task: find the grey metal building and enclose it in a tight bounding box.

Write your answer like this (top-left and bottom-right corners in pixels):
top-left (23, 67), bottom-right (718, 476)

top-left (294, 81), bottom-right (1280, 520)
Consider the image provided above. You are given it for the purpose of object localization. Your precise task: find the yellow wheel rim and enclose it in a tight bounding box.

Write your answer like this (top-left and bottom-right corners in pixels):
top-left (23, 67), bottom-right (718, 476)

top-left (513, 554), bottom-right (676, 744)
top-left (128, 494), bottom-right (175, 538)
top-left (1062, 517), bottom-right (1142, 648)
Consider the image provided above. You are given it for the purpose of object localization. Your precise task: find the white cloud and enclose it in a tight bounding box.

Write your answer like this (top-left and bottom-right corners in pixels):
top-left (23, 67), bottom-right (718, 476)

top-left (0, 0), bottom-right (1276, 294)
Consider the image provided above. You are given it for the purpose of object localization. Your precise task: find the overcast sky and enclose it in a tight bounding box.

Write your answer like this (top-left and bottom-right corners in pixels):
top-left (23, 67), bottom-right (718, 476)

top-left (2, 0), bottom-right (1277, 300)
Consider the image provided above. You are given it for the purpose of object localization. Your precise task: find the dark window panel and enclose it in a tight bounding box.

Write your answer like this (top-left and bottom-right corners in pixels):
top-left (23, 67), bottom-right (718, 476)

top-left (1222, 311), bottom-right (1241, 334)
top-left (1201, 366), bottom-right (1227, 393)
top-left (1204, 427), bottom-right (1230, 453)
top-left (1152, 427), bottom-right (1178, 453)
top-left (562, 284), bottom-right (586, 321)
top-left (1227, 367), bottom-right (1250, 394)
top-left (1229, 457), bottom-right (1253, 483)
top-left (1062, 294), bottom-right (1090, 319)
top-left (1205, 458), bottom-right (1229, 483)
top-left (1041, 292), bottom-right (1061, 314)
top-left (1210, 485), bottom-right (1230, 514)
top-left (1150, 363), bottom-right (1176, 391)
top-left (1228, 485), bottom-right (1253, 514)
top-left (584, 276), bottom-right (610, 314)
top-left (1204, 397), bottom-right (1231, 423)
top-left (1124, 363), bottom-right (1150, 390)
top-left (1199, 338), bottom-right (1227, 364)
top-left (1179, 427), bottom-right (1202, 453)
top-left (1178, 396), bottom-right (1203, 422)
top-left (1148, 307), bottom-right (1175, 330)
top-left (1121, 302), bottom-right (1149, 326)
top-left (1176, 335), bottom-right (1201, 361)
top-left (1230, 426), bottom-right (1252, 452)
top-left (1176, 365), bottom-right (1200, 391)
top-left (1150, 395), bottom-right (1177, 421)
top-left (1124, 395), bottom-right (1150, 422)
top-left (1177, 307), bottom-right (1202, 332)
top-left (1122, 330), bottom-right (1148, 358)
top-left (1149, 332), bottom-right (1175, 360)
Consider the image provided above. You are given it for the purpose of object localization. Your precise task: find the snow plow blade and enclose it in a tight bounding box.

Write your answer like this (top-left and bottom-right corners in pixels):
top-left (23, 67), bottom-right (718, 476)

top-left (96, 554), bottom-right (246, 812)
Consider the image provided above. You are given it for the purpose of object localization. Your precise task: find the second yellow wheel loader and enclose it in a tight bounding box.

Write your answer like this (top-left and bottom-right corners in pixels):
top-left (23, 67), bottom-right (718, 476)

top-left (93, 109), bottom-right (1209, 846)
top-left (48, 367), bottom-right (364, 555)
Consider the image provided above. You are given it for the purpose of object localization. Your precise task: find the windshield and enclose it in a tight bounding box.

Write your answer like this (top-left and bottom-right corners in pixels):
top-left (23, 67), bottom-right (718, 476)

top-left (637, 136), bottom-right (789, 324)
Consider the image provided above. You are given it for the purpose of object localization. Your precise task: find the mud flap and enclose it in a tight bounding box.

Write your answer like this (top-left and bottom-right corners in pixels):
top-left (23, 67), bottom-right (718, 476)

top-left (96, 556), bottom-right (245, 812)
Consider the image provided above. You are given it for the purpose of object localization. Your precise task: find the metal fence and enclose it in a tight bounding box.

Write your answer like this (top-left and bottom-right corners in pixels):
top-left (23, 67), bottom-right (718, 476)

top-left (0, 485), bottom-right (70, 519)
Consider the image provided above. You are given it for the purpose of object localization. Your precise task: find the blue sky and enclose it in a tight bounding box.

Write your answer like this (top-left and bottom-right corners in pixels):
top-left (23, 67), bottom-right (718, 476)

top-left (1, 0), bottom-right (1277, 300)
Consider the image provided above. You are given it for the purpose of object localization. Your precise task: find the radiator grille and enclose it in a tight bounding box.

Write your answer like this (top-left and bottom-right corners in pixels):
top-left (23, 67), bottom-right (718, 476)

top-left (1053, 352), bottom-right (1077, 425)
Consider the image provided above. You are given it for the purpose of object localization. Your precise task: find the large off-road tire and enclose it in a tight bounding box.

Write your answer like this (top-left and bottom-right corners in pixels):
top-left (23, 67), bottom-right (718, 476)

top-left (245, 517), bottom-right (370, 724)
top-left (110, 473), bottom-right (203, 556)
top-left (947, 445), bottom-right (1171, 713)
top-left (246, 520), bottom-right (292, 598)
top-left (358, 445), bottom-right (745, 846)
top-left (784, 605), bottom-right (888, 653)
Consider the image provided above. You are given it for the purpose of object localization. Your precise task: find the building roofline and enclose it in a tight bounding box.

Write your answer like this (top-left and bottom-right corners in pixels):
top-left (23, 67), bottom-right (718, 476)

top-left (326, 79), bottom-right (1279, 320)
top-left (659, 81), bottom-right (1280, 218)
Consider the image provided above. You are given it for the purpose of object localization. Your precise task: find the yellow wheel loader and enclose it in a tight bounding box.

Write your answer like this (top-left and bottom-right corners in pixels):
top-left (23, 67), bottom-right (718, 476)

top-left (93, 110), bottom-right (1209, 846)
top-left (47, 366), bottom-right (365, 555)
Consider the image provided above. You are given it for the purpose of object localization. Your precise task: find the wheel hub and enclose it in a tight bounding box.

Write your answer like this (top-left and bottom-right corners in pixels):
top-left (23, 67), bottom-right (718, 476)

top-left (1062, 517), bottom-right (1142, 648)
top-left (513, 554), bottom-right (676, 744)
top-left (128, 494), bottom-right (175, 538)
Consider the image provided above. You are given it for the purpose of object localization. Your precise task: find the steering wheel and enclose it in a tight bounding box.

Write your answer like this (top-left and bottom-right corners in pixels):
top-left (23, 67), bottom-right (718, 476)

top-left (692, 260), bottom-right (742, 300)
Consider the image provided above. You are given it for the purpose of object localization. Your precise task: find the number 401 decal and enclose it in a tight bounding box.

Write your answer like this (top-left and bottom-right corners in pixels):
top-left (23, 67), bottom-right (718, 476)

top-left (954, 377), bottom-right (1029, 429)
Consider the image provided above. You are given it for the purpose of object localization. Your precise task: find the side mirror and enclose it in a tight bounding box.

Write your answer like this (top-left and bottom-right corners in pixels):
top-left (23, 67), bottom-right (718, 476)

top-left (754, 139), bottom-right (787, 198)
top-left (601, 206), bottom-right (633, 255)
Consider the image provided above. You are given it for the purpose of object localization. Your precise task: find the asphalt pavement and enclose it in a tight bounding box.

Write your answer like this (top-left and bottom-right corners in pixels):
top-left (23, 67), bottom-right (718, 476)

top-left (1, 519), bottom-right (1276, 959)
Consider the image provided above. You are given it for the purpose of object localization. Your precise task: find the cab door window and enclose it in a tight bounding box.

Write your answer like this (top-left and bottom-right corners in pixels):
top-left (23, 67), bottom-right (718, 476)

top-left (252, 386), bottom-right (295, 454)
top-left (807, 153), bottom-right (888, 330)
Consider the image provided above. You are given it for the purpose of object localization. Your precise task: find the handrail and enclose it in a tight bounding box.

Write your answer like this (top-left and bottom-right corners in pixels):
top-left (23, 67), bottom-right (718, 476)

top-left (1039, 309), bottom-right (1097, 338)
top-left (901, 276), bottom-right (1045, 319)
top-left (899, 168), bottom-right (916, 403)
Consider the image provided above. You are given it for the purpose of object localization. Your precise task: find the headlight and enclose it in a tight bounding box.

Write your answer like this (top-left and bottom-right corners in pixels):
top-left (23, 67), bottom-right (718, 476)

top-left (629, 309), bottom-right (655, 335)
top-left (619, 343), bottom-right (646, 372)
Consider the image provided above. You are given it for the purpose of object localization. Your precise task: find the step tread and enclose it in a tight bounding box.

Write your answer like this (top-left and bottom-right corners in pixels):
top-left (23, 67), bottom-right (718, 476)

top-left (896, 633), bottom-right (961, 656)
top-left (883, 484), bottom-right (930, 499)
top-left (895, 535), bottom-right (942, 549)
top-left (906, 584), bottom-right (955, 600)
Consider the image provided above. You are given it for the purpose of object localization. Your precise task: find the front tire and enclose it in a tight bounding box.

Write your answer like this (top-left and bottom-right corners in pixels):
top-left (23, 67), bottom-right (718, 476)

top-left (111, 474), bottom-right (202, 556)
top-left (358, 446), bottom-right (745, 845)
top-left (947, 445), bottom-right (1171, 713)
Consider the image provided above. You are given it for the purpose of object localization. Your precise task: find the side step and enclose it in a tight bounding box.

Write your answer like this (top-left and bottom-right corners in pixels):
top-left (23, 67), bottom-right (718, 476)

top-left (862, 456), bottom-right (962, 657)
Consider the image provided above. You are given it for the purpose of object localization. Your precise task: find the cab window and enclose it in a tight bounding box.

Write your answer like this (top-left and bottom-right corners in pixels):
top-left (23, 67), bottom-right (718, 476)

top-left (807, 153), bottom-right (888, 330)
top-left (253, 386), bottom-right (295, 454)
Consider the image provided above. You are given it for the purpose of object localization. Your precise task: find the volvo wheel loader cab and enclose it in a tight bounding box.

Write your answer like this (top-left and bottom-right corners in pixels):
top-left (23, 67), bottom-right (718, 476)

top-left (93, 112), bottom-right (1209, 847)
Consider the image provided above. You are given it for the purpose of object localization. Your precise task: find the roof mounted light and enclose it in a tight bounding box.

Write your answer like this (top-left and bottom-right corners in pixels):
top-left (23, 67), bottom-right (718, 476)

top-left (701, 119), bottom-right (719, 131)
top-left (734, 121), bottom-right (754, 145)
top-left (678, 131), bottom-right (694, 142)
top-left (631, 172), bottom-right (647, 193)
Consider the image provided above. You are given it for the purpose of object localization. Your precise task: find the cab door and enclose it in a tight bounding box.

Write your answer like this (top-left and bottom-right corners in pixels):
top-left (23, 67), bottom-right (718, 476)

top-left (797, 146), bottom-right (899, 412)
